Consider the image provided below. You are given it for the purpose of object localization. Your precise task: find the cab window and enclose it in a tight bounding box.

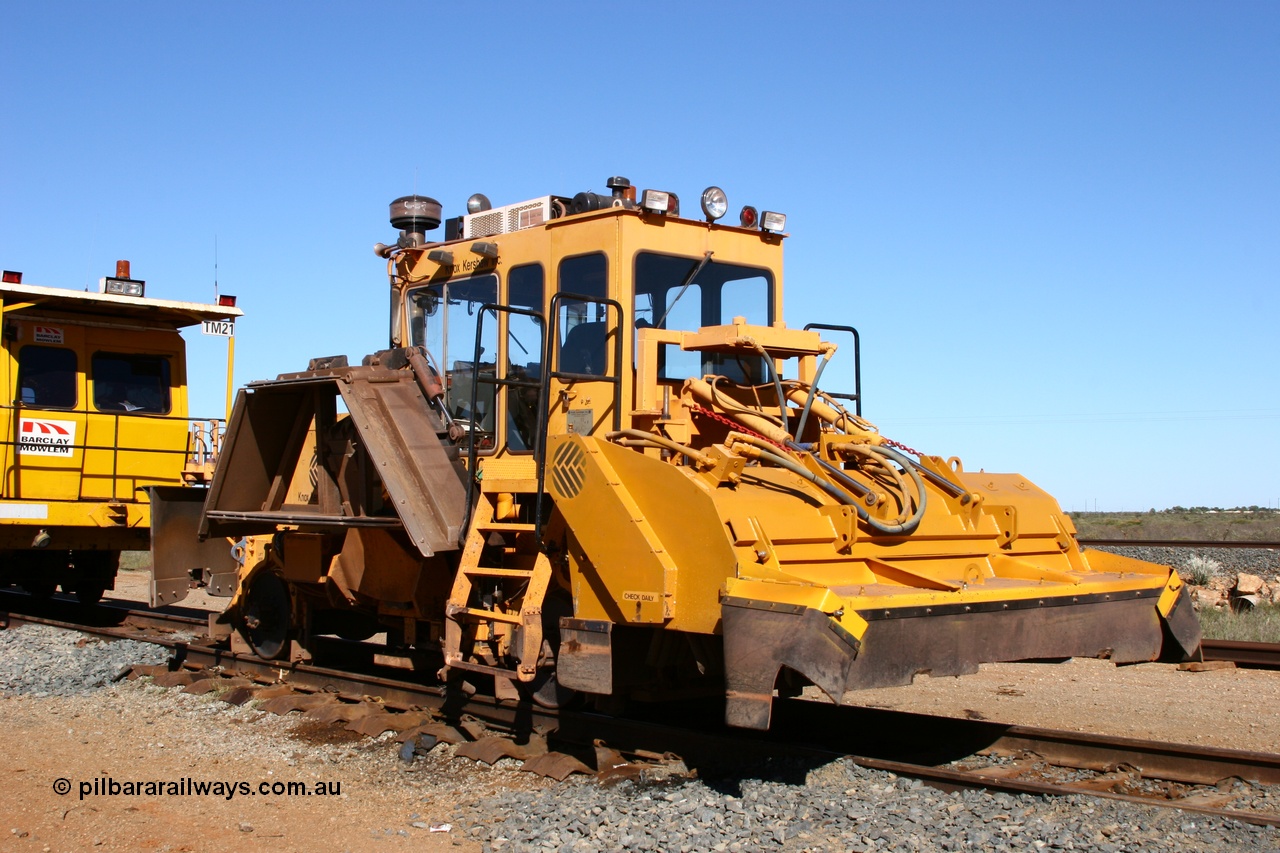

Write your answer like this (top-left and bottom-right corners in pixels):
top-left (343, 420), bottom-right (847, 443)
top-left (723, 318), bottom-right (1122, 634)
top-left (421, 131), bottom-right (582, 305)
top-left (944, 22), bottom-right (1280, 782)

top-left (92, 353), bottom-right (171, 414)
top-left (17, 346), bottom-right (77, 409)
top-left (633, 252), bottom-right (774, 382)
top-left (505, 264), bottom-right (544, 452)
top-left (406, 274), bottom-right (500, 451)
top-left (556, 253), bottom-right (609, 377)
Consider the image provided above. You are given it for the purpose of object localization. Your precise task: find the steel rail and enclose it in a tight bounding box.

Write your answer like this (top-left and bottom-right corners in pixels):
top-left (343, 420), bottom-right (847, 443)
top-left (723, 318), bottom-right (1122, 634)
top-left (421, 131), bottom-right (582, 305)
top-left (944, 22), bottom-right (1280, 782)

top-left (0, 589), bottom-right (209, 635)
top-left (1201, 639), bottom-right (1280, 670)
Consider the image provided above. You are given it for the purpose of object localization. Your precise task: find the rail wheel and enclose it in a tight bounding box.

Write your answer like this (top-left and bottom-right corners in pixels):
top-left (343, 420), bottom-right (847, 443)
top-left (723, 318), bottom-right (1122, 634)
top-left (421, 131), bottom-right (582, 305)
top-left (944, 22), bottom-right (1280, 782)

top-left (239, 571), bottom-right (291, 659)
top-left (521, 669), bottom-right (578, 709)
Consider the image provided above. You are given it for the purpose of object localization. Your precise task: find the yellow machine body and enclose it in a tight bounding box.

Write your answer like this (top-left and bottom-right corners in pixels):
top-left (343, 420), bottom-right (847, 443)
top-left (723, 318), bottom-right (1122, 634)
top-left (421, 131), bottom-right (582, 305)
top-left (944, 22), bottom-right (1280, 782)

top-left (0, 275), bottom-right (240, 603)
top-left (201, 181), bottom-right (1200, 726)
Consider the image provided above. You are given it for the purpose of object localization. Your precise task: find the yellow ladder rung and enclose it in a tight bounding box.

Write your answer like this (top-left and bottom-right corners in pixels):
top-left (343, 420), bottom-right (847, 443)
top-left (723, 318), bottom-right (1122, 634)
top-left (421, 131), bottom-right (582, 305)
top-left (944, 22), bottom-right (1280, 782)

top-left (458, 607), bottom-right (523, 625)
top-left (464, 567), bottom-right (535, 578)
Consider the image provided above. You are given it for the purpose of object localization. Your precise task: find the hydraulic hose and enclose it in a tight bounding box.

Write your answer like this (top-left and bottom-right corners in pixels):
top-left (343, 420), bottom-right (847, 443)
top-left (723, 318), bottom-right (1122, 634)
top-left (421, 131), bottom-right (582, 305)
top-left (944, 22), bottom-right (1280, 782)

top-left (785, 439), bottom-right (928, 536)
top-left (793, 344), bottom-right (836, 440)
top-left (726, 432), bottom-right (857, 508)
top-left (606, 429), bottom-right (714, 467)
top-left (739, 338), bottom-right (792, 438)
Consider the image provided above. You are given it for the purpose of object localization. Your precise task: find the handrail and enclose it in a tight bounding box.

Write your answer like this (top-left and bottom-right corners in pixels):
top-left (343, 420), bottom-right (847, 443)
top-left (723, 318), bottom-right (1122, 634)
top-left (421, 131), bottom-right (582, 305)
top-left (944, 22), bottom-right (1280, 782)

top-left (803, 323), bottom-right (861, 416)
top-left (0, 403), bottom-right (226, 501)
top-left (463, 303), bottom-right (546, 539)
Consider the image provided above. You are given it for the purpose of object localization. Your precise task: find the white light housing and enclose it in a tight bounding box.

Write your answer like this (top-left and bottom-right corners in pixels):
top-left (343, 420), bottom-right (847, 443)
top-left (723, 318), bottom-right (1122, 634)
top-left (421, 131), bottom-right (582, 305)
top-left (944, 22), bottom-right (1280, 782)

top-left (640, 189), bottom-right (671, 213)
top-left (700, 186), bottom-right (728, 222)
top-left (101, 277), bottom-right (145, 297)
top-left (466, 193), bottom-right (492, 214)
top-left (761, 210), bottom-right (787, 233)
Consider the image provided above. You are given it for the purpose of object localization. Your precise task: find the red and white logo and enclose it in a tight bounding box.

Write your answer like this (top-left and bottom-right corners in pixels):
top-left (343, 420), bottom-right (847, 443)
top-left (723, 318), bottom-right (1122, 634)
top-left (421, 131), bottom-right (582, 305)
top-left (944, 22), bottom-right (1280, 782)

top-left (33, 325), bottom-right (64, 344)
top-left (18, 418), bottom-right (76, 456)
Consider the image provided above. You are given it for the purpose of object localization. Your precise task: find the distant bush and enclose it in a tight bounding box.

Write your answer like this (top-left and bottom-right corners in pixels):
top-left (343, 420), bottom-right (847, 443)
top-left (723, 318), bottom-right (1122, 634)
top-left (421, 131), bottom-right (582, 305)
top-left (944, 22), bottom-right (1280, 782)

top-left (1181, 554), bottom-right (1221, 586)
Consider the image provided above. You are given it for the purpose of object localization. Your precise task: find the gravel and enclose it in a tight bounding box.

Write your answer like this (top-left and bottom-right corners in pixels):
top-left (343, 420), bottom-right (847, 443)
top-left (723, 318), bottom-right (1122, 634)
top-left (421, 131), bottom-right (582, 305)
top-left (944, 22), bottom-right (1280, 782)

top-left (0, 623), bottom-right (169, 697)
top-left (1093, 546), bottom-right (1279, 580)
top-left (5, 594), bottom-right (1279, 850)
top-left (447, 760), bottom-right (1278, 853)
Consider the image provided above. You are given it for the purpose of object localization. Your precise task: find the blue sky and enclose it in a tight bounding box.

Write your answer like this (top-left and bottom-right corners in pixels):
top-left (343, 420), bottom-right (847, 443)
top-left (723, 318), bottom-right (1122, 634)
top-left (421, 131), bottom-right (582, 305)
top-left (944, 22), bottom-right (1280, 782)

top-left (2, 2), bottom-right (1276, 511)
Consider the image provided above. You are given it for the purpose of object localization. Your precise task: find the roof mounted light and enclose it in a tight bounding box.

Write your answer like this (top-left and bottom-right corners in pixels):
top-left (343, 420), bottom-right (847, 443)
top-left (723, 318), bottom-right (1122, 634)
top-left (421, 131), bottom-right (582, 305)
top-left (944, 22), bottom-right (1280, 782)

top-left (640, 189), bottom-right (672, 214)
top-left (427, 249), bottom-right (454, 265)
top-left (218, 294), bottom-right (237, 307)
top-left (101, 277), bottom-right (145, 297)
top-left (761, 210), bottom-right (787, 233)
top-left (700, 186), bottom-right (728, 223)
top-left (739, 206), bottom-right (759, 229)
top-left (470, 241), bottom-right (499, 259)
top-left (466, 193), bottom-right (492, 214)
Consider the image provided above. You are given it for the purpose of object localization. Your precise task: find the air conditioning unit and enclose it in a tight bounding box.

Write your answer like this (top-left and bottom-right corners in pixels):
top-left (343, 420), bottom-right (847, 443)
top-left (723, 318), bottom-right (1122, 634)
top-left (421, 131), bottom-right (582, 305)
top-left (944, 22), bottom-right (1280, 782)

top-left (462, 196), bottom-right (558, 239)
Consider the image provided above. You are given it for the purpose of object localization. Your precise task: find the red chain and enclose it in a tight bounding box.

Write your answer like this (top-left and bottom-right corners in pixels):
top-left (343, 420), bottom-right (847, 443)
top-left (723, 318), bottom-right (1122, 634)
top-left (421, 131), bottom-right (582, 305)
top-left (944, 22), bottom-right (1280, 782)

top-left (687, 405), bottom-right (789, 451)
top-left (689, 404), bottom-right (923, 458)
top-left (881, 437), bottom-right (922, 457)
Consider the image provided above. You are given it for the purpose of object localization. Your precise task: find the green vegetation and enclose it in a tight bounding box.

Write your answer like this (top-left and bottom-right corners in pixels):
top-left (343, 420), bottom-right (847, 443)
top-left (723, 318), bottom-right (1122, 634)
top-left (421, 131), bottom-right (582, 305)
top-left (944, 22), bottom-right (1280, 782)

top-left (119, 551), bottom-right (151, 571)
top-left (1197, 602), bottom-right (1280, 643)
top-left (1068, 509), bottom-right (1280, 541)
top-left (1181, 554), bottom-right (1221, 586)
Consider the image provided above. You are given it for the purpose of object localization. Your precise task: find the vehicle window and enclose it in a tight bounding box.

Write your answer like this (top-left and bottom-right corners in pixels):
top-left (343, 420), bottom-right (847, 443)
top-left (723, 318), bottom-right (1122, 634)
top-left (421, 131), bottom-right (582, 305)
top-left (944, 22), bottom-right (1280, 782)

top-left (557, 253), bottom-right (609, 377)
top-left (17, 346), bottom-right (77, 409)
top-left (633, 252), bottom-right (774, 381)
top-left (407, 274), bottom-right (499, 451)
top-left (92, 353), bottom-right (171, 414)
top-left (506, 264), bottom-right (544, 452)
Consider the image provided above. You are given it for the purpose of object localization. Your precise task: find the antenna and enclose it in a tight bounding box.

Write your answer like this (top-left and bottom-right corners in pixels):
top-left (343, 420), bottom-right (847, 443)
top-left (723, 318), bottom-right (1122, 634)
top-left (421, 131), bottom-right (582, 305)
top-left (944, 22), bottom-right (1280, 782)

top-left (214, 236), bottom-right (219, 302)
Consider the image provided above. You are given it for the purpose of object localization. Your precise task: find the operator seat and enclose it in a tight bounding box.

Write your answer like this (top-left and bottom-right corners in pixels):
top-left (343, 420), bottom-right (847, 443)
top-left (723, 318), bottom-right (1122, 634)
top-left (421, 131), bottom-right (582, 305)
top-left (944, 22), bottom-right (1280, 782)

top-left (559, 322), bottom-right (607, 376)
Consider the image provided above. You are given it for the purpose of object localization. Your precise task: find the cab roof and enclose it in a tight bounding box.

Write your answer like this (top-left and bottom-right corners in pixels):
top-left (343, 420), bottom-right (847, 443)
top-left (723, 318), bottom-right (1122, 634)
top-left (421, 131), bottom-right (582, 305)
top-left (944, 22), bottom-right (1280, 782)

top-left (0, 282), bottom-right (242, 329)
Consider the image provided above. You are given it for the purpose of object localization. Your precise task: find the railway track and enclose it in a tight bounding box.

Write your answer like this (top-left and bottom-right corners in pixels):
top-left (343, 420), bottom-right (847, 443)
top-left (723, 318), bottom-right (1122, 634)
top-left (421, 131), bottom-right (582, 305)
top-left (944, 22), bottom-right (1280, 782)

top-left (1202, 639), bottom-right (1280, 669)
top-left (3, 593), bottom-right (1280, 829)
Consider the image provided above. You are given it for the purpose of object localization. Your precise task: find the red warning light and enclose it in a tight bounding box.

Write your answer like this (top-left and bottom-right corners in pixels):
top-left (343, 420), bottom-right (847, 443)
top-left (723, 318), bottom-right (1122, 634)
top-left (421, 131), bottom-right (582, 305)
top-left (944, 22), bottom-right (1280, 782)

top-left (2, 270), bottom-right (22, 284)
top-left (218, 294), bottom-right (237, 307)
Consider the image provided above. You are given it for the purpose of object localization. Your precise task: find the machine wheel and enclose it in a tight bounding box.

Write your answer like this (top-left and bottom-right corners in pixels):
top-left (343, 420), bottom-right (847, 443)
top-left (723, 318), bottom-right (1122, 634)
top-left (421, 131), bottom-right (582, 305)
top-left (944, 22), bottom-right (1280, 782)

top-left (239, 571), bottom-right (291, 659)
top-left (521, 669), bottom-right (578, 710)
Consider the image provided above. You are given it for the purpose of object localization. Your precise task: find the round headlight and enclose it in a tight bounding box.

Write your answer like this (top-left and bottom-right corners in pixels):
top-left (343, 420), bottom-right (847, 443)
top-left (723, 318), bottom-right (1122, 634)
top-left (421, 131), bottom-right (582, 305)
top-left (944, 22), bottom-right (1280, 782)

top-left (466, 193), bottom-right (492, 214)
top-left (700, 186), bottom-right (728, 222)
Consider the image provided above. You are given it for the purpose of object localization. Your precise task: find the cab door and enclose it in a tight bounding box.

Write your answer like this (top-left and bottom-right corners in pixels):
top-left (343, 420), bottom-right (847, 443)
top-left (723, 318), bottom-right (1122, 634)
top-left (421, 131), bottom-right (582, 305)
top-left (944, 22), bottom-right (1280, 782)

top-left (546, 251), bottom-right (623, 440)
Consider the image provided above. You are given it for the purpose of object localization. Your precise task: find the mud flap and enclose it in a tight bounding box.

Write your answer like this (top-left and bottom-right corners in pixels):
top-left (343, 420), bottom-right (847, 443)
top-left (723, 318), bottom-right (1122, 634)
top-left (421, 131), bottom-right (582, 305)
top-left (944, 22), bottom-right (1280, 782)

top-left (721, 598), bottom-right (860, 730)
top-left (147, 486), bottom-right (238, 607)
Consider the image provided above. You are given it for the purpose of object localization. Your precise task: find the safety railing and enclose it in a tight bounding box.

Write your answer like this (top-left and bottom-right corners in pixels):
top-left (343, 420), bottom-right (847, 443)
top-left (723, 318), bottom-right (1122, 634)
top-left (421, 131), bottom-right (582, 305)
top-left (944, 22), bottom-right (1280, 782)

top-left (803, 323), bottom-right (862, 416)
top-left (463, 303), bottom-right (547, 532)
top-left (0, 402), bottom-right (226, 501)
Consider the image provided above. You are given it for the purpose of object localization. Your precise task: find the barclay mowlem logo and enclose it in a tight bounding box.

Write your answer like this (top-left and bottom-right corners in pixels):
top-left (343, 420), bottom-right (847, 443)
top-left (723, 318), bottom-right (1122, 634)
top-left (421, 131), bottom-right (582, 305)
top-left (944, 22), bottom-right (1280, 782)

top-left (19, 418), bottom-right (77, 457)
top-left (33, 325), bottom-right (64, 344)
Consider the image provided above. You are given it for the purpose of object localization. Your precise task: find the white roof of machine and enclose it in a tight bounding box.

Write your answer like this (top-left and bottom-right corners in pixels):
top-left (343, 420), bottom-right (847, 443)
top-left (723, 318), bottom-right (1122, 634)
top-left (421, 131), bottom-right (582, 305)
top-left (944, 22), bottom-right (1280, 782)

top-left (0, 282), bottom-right (243, 328)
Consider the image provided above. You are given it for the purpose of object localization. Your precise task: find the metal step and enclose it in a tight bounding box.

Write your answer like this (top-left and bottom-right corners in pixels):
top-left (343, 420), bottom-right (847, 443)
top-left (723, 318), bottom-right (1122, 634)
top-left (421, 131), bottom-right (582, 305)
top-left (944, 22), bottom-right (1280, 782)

top-left (462, 566), bottom-right (535, 579)
top-left (479, 522), bottom-right (537, 533)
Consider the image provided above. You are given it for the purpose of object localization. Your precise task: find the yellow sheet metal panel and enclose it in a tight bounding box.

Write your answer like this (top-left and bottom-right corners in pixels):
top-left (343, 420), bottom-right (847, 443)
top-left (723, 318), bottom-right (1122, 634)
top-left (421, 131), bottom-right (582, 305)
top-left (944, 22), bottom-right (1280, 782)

top-left (549, 432), bottom-right (736, 631)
